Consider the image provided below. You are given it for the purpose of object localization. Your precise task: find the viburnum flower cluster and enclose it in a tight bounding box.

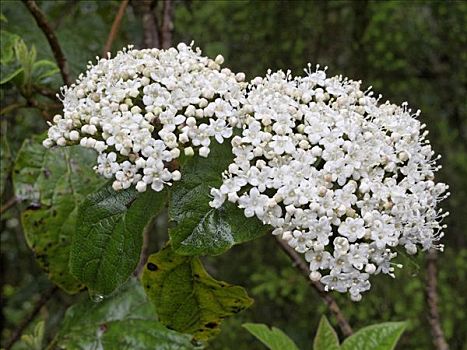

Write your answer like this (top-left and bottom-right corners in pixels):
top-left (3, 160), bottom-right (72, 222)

top-left (43, 43), bottom-right (246, 192)
top-left (44, 43), bottom-right (449, 300)
top-left (210, 66), bottom-right (449, 301)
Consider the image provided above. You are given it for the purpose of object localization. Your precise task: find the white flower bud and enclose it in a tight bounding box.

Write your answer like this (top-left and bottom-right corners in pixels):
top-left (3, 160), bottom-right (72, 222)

top-left (282, 231), bottom-right (293, 241)
top-left (398, 151), bottom-right (409, 161)
top-left (136, 181), bottom-right (147, 192)
top-left (42, 139), bottom-right (54, 148)
top-left (94, 141), bottom-right (107, 153)
top-left (214, 54), bottom-right (224, 65)
top-left (57, 137), bottom-right (66, 146)
top-left (235, 72), bottom-right (246, 82)
top-left (130, 106), bottom-right (142, 114)
top-left (169, 148), bottom-right (180, 159)
top-left (185, 105), bottom-right (196, 117)
top-left (191, 109), bottom-right (201, 119)
top-left (198, 98), bottom-right (208, 108)
top-left (199, 146), bottom-right (210, 158)
top-left (172, 170), bottom-right (181, 181)
top-left (365, 264), bottom-right (376, 274)
top-left (184, 147), bottom-right (194, 156)
top-left (299, 139), bottom-right (310, 149)
top-left (69, 130), bottom-right (80, 141)
top-left (112, 181), bottom-right (123, 191)
top-left (309, 271), bottom-right (321, 281)
top-left (141, 77), bottom-right (150, 86)
top-left (186, 117), bottom-right (197, 127)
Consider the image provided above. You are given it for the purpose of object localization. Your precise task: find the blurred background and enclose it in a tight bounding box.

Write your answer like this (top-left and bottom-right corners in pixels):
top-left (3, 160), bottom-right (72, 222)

top-left (1, 1), bottom-right (466, 349)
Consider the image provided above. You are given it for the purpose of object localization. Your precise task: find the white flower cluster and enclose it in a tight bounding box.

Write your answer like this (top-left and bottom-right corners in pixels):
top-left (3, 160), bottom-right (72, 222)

top-left (43, 42), bottom-right (448, 300)
top-left (210, 66), bottom-right (449, 301)
top-left (43, 43), bottom-right (246, 192)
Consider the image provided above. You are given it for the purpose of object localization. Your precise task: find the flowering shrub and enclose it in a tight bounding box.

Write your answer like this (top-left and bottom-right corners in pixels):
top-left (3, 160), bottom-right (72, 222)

top-left (43, 45), bottom-right (449, 302)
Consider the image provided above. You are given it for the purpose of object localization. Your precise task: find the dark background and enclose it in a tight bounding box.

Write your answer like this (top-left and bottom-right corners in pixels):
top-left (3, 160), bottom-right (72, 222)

top-left (1, 1), bottom-right (466, 349)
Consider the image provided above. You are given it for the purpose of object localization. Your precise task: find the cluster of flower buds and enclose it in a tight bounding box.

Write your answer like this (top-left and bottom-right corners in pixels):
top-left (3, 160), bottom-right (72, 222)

top-left (43, 43), bottom-right (246, 192)
top-left (210, 66), bottom-right (449, 301)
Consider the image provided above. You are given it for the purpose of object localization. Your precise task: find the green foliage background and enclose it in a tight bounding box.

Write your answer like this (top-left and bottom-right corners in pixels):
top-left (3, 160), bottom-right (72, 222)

top-left (1, 0), bottom-right (466, 349)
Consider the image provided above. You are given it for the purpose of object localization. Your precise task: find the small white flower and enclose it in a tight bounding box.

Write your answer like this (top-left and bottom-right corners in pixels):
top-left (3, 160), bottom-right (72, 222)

top-left (305, 249), bottom-right (332, 271)
top-left (238, 188), bottom-right (269, 218)
top-left (338, 217), bottom-right (365, 242)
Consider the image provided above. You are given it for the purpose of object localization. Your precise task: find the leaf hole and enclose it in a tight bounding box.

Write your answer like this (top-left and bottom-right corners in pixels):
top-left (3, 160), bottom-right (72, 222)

top-left (147, 262), bottom-right (158, 271)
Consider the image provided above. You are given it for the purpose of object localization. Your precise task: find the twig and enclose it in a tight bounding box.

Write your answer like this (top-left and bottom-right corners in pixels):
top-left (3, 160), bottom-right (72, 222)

top-left (0, 197), bottom-right (19, 216)
top-left (102, 0), bottom-right (130, 57)
top-left (32, 85), bottom-right (59, 102)
top-left (0, 103), bottom-right (26, 116)
top-left (23, 95), bottom-right (61, 120)
top-left (426, 250), bottom-right (449, 350)
top-left (134, 225), bottom-right (151, 277)
top-left (22, 0), bottom-right (71, 86)
top-left (160, 0), bottom-right (173, 49)
top-left (4, 285), bottom-right (58, 350)
top-left (275, 236), bottom-right (353, 337)
top-left (133, 0), bottom-right (160, 49)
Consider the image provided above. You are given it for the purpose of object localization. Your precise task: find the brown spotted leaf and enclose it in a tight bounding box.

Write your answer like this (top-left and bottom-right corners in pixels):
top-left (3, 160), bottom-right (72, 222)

top-left (13, 135), bottom-right (105, 293)
top-left (142, 245), bottom-right (253, 341)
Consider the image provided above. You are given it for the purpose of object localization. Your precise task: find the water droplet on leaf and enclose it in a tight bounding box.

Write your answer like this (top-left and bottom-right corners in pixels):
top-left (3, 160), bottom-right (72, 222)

top-left (90, 292), bottom-right (104, 303)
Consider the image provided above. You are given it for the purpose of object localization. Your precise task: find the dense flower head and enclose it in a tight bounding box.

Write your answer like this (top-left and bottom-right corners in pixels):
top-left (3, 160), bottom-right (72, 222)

top-left (43, 42), bottom-right (449, 300)
top-left (43, 43), bottom-right (246, 192)
top-left (210, 66), bottom-right (449, 301)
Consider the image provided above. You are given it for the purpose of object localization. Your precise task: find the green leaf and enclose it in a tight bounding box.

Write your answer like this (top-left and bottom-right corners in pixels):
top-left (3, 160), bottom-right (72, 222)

top-left (0, 34), bottom-right (23, 85)
top-left (99, 319), bottom-right (197, 350)
top-left (51, 279), bottom-right (196, 350)
top-left (169, 141), bottom-right (269, 256)
top-left (20, 321), bottom-right (44, 350)
top-left (0, 64), bottom-right (22, 85)
top-left (340, 322), bottom-right (407, 350)
top-left (142, 245), bottom-right (253, 341)
top-left (0, 29), bottom-right (19, 65)
top-left (0, 31), bottom-right (57, 86)
top-left (242, 323), bottom-right (299, 350)
top-left (70, 184), bottom-right (167, 296)
top-left (313, 316), bottom-right (340, 350)
top-left (13, 136), bottom-right (105, 293)
top-left (32, 59), bottom-right (59, 82)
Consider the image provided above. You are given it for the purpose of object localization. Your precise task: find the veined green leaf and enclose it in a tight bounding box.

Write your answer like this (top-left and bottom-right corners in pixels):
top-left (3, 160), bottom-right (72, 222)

top-left (50, 279), bottom-right (196, 350)
top-left (169, 141), bottom-right (269, 256)
top-left (0, 29), bottom-right (19, 65)
top-left (242, 323), bottom-right (299, 350)
top-left (142, 245), bottom-right (253, 341)
top-left (340, 321), bottom-right (407, 350)
top-left (313, 316), bottom-right (340, 350)
top-left (70, 184), bottom-right (167, 296)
